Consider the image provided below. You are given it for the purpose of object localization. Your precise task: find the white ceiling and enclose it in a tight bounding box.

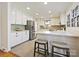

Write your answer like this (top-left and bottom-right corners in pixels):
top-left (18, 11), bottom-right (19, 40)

top-left (11, 2), bottom-right (73, 19)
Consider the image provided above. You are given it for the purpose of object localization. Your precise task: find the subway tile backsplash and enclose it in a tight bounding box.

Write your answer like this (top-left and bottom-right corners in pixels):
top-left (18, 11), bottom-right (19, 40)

top-left (11, 24), bottom-right (25, 31)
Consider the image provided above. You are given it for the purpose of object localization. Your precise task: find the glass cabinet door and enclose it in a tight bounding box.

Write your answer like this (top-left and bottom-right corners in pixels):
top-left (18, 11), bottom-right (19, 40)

top-left (67, 14), bottom-right (70, 27)
top-left (67, 5), bottom-right (79, 27)
top-left (77, 16), bottom-right (79, 27)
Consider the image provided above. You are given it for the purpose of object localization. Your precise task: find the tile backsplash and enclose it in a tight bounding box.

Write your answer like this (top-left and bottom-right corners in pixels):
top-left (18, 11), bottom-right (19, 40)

top-left (11, 24), bottom-right (25, 31)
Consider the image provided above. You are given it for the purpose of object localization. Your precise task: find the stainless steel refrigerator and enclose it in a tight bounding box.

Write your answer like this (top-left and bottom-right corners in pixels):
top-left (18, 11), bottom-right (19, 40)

top-left (25, 20), bottom-right (35, 40)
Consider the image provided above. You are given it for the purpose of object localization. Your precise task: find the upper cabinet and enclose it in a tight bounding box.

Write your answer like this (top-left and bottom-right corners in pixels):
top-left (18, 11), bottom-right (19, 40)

top-left (67, 14), bottom-right (70, 27)
top-left (10, 9), bottom-right (27, 25)
top-left (16, 10), bottom-right (23, 24)
top-left (74, 5), bottom-right (79, 17)
top-left (10, 10), bottom-right (16, 24)
top-left (22, 14), bottom-right (27, 25)
top-left (67, 5), bottom-right (79, 27)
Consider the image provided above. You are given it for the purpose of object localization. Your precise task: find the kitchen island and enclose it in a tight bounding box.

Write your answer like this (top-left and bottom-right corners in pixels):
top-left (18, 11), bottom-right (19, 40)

top-left (36, 31), bottom-right (79, 56)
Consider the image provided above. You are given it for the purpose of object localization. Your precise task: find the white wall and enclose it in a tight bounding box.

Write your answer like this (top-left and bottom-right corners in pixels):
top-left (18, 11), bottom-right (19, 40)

top-left (0, 3), bottom-right (2, 49)
top-left (60, 12), bottom-right (66, 25)
top-left (50, 17), bottom-right (60, 25)
top-left (0, 2), bottom-right (9, 51)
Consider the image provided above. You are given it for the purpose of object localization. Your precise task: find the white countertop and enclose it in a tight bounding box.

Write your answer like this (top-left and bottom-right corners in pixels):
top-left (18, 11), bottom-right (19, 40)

top-left (36, 31), bottom-right (79, 37)
top-left (11, 30), bottom-right (29, 32)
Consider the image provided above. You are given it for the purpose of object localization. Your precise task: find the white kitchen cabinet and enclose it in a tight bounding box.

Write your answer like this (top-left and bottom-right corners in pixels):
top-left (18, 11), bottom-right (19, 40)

top-left (22, 19), bottom-right (27, 25)
top-left (10, 32), bottom-right (23, 47)
top-left (26, 30), bottom-right (29, 41)
top-left (10, 31), bottom-right (29, 47)
top-left (10, 32), bottom-right (16, 47)
top-left (16, 10), bottom-right (22, 24)
top-left (22, 30), bottom-right (29, 42)
top-left (22, 14), bottom-right (27, 25)
top-left (10, 9), bottom-right (28, 25)
top-left (24, 19), bottom-right (27, 25)
top-left (10, 10), bottom-right (16, 24)
top-left (16, 32), bottom-right (23, 45)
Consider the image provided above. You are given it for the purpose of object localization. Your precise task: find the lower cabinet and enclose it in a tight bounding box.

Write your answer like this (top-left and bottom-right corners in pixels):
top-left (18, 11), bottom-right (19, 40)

top-left (22, 31), bottom-right (29, 42)
top-left (10, 32), bottom-right (16, 47)
top-left (10, 30), bottom-right (29, 47)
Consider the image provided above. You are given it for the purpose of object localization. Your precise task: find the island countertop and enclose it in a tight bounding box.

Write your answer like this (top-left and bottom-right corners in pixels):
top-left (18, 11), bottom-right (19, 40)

top-left (36, 31), bottom-right (79, 38)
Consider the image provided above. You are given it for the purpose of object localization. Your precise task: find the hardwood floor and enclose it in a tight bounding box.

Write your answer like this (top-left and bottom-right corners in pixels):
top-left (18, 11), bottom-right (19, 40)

top-left (11, 39), bottom-right (36, 57)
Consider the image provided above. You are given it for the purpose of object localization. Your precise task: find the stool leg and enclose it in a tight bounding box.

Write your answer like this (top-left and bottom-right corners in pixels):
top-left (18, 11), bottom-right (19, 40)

top-left (34, 42), bottom-right (36, 57)
top-left (38, 43), bottom-right (39, 52)
top-left (66, 49), bottom-right (70, 57)
top-left (47, 42), bottom-right (49, 55)
top-left (44, 44), bottom-right (46, 57)
top-left (52, 46), bottom-right (54, 57)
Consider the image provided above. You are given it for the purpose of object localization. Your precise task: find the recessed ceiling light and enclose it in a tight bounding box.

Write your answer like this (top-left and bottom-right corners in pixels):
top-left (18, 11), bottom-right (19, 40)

top-left (26, 7), bottom-right (30, 10)
top-left (44, 2), bottom-right (47, 5)
top-left (48, 10), bottom-right (51, 14)
top-left (36, 13), bottom-right (39, 15)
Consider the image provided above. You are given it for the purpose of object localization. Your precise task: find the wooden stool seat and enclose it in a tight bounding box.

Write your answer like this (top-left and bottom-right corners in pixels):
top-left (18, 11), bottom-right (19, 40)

top-left (51, 41), bottom-right (70, 57)
top-left (35, 39), bottom-right (48, 44)
top-left (51, 41), bottom-right (69, 49)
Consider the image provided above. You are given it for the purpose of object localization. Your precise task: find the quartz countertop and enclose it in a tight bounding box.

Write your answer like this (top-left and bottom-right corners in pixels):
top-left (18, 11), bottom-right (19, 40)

top-left (11, 30), bottom-right (29, 32)
top-left (36, 31), bottom-right (79, 37)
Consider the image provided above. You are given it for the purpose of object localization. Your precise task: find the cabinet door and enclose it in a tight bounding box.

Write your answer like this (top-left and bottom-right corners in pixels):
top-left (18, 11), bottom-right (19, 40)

top-left (16, 10), bottom-right (22, 24)
top-left (22, 31), bottom-right (29, 42)
top-left (16, 32), bottom-right (23, 44)
top-left (23, 19), bottom-right (26, 25)
top-left (25, 31), bottom-right (29, 41)
top-left (22, 14), bottom-right (27, 25)
top-left (24, 19), bottom-right (27, 25)
top-left (10, 10), bottom-right (16, 24)
top-left (10, 31), bottom-right (29, 47)
top-left (22, 31), bottom-right (27, 41)
top-left (10, 32), bottom-right (16, 47)
top-left (10, 32), bottom-right (23, 47)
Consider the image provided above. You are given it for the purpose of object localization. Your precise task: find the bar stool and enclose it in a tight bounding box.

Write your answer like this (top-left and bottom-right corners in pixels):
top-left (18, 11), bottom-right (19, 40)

top-left (51, 41), bottom-right (70, 57)
top-left (34, 39), bottom-right (49, 57)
